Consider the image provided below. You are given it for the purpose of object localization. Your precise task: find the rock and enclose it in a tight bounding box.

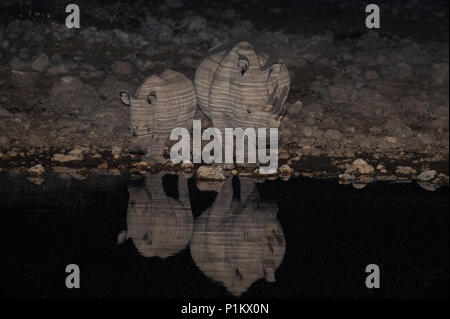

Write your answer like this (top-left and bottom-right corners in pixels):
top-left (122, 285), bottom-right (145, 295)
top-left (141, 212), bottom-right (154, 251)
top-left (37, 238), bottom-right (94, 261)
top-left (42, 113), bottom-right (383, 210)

top-left (50, 76), bottom-right (84, 96)
top-left (431, 63), bottom-right (449, 85)
top-left (27, 164), bottom-right (45, 177)
top-left (111, 61), bottom-right (132, 75)
top-left (27, 135), bottom-right (45, 148)
top-left (400, 96), bottom-right (429, 116)
top-left (417, 170), bottom-right (437, 182)
top-left (395, 166), bottom-right (416, 175)
top-left (365, 70), bottom-right (379, 80)
top-left (287, 100), bottom-right (303, 116)
top-left (278, 164), bottom-right (293, 181)
top-left (376, 164), bottom-right (388, 174)
top-left (339, 173), bottom-right (356, 181)
top-left (181, 16), bottom-right (207, 31)
top-left (48, 64), bottom-right (69, 75)
top-left (10, 57), bottom-right (28, 70)
top-left (98, 75), bottom-right (135, 101)
top-left (97, 161), bottom-right (108, 170)
top-left (112, 29), bottom-right (130, 44)
top-left (324, 129), bottom-right (343, 140)
top-left (11, 70), bottom-right (37, 88)
top-left (385, 136), bottom-right (397, 144)
top-left (352, 158), bottom-right (374, 174)
top-left (0, 106), bottom-right (13, 117)
top-left (196, 166), bottom-right (226, 181)
top-left (0, 135), bottom-right (10, 146)
top-left (143, 59), bottom-right (154, 70)
top-left (68, 147), bottom-right (85, 161)
top-left (51, 153), bottom-right (80, 163)
top-left (31, 53), bottom-right (49, 71)
top-left (329, 86), bottom-right (350, 104)
top-left (111, 146), bottom-right (122, 155)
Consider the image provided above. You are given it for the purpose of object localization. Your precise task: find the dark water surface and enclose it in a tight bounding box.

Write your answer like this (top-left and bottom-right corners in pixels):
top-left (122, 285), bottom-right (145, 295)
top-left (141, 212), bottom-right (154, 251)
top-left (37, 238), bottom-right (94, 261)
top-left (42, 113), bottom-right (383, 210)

top-left (0, 171), bottom-right (448, 299)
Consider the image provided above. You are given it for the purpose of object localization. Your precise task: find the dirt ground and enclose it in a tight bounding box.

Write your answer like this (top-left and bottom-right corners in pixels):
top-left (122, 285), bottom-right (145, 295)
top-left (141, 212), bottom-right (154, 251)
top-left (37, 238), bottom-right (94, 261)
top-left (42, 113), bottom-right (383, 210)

top-left (0, 0), bottom-right (448, 190)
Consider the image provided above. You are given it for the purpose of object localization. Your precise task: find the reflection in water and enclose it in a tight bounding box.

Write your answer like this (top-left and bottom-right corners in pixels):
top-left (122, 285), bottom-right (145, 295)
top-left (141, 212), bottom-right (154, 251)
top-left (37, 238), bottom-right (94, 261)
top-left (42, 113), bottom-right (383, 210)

top-left (118, 172), bottom-right (193, 258)
top-left (190, 177), bottom-right (286, 296)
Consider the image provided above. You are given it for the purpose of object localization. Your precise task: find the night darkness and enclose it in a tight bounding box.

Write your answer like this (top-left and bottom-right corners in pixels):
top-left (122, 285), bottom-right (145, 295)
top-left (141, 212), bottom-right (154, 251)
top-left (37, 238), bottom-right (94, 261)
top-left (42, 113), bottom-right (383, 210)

top-left (0, 0), bottom-right (448, 308)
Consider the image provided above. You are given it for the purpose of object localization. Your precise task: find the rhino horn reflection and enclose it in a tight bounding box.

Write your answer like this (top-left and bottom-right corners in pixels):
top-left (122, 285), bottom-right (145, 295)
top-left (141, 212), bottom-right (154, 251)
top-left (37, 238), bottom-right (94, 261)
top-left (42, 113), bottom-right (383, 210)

top-left (190, 177), bottom-right (285, 296)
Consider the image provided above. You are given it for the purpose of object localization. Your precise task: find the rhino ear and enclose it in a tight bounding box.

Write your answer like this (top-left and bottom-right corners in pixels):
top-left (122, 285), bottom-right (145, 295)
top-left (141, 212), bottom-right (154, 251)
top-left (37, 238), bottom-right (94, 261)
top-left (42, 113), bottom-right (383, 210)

top-left (120, 92), bottom-right (131, 106)
top-left (146, 91), bottom-right (157, 105)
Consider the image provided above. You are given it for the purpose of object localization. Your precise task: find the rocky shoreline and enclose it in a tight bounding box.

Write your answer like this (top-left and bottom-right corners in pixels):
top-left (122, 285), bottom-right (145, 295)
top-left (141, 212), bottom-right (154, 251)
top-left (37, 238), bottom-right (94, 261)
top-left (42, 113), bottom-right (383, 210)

top-left (0, 1), bottom-right (448, 190)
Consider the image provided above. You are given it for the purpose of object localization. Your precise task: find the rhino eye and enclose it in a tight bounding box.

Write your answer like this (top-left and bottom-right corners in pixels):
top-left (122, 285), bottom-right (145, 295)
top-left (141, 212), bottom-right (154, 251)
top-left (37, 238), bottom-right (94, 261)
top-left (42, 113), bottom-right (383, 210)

top-left (238, 56), bottom-right (249, 76)
top-left (146, 92), bottom-right (156, 105)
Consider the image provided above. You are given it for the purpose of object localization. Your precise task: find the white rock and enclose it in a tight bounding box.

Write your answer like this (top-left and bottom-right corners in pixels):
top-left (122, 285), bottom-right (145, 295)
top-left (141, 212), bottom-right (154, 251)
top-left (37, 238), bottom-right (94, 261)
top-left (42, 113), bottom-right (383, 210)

top-left (196, 166), bottom-right (225, 181)
top-left (395, 166), bottom-right (416, 175)
top-left (278, 164), bottom-right (293, 181)
top-left (417, 170), bottom-right (437, 182)
top-left (352, 158), bottom-right (374, 174)
top-left (31, 53), bottom-right (49, 71)
top-left (52, 153), bottom-right (80, 163)
top-left (27, 164), bottom-right (45, 176)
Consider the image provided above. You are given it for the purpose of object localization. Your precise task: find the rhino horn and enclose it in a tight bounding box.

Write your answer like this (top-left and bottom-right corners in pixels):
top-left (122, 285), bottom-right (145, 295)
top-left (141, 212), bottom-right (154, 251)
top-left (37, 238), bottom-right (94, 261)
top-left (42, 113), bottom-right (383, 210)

top-left (271, 86), bottom-right (288, 115)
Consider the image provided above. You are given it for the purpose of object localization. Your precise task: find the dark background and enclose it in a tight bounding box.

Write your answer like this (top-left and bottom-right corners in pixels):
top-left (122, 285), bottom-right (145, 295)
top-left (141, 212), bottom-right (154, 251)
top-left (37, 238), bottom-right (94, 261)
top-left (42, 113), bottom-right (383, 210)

top-left (0, 0), bottom-right (448, 41)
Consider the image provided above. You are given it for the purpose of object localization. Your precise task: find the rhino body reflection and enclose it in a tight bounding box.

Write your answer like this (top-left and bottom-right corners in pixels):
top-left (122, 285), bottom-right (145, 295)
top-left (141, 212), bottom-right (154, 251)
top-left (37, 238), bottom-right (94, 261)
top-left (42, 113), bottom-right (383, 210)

top-left (190, 177), bottom-right (285, 296)
top-left (120, 172), bottom-right (193, 258)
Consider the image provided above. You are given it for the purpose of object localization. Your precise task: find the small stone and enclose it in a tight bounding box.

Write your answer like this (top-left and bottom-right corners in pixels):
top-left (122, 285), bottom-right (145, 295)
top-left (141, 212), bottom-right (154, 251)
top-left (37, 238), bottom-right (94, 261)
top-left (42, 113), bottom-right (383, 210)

top-left (431, 63), bottom-right (449, 85)
top-left (352, 158), bottom-right (374, 174)
top-left (11, 70), bottom-right (37, 88)
top-left (51, 153), bottom-right (80, 163)
top-left (111, 61), bottom-right (132, 75)
top-left (324, 129), bottom-right (343, 140)
top-left (0, 135), bottom-right (10, 146)
top-left (31, 53), bottom-right (49, 71)
top-left (27, 164), bottom-right (45, 177)
top-left (395, 166), bottom-right (416, 175)
top-left (339, 173), bottom-right (356, 181)
top-left (417, 170), bottom-right (437, 182)
top-left (111, 146), bottom-right (122, 155)
top-left (278, 164), bottom-right (293, 181)
top-left (97, 161), bottom-right (108, 170)
top-left (376, 164), bottom-right (388, 174)
top-left (365, 70), bottom-right (379, 80)
top-left (385, 136), bottom-right (397, 144)
top-left (68, 147), bottom-right (85, 160)
top-left (50, 76), bottom-right (84, 95)
top-left (329, 86), bottom-right (350, 104)
top-left (196, 166), bottom-right (225, 181)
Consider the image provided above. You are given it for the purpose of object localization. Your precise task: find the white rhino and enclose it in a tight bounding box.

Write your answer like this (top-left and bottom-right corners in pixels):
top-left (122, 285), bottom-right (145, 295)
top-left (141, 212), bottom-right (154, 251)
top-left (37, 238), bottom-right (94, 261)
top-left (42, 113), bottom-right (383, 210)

top-left (190, 177), bottom-right (285, 296)
top-left (121, 69), bottom-right (197, 163)
top-left (118, 172), bottom-right (193, 258)
top-left (194, 39), bottom-right (294, 131)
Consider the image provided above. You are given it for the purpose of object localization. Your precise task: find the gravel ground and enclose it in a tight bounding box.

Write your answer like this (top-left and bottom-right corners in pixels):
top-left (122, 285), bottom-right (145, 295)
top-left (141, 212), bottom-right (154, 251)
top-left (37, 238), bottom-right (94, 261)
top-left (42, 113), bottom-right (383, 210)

top-left (0, 0), bottom-right (448, 190)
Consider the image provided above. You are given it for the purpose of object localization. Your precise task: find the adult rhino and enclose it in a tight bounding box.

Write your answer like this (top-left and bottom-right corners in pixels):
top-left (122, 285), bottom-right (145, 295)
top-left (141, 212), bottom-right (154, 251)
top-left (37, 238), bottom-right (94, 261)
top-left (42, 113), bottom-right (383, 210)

top-left (194, 39), bottom-right (295, 131)
top-left (118, 172), bottom-right (193, 258)
top-left (190, 177), bottom-right (285, 296)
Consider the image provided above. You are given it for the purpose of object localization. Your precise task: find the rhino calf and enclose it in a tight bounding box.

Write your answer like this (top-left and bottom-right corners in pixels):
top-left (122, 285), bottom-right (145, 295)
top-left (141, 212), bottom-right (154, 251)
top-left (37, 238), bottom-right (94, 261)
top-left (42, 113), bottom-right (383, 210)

top-left (121, 69), bottom-right (197, 163)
